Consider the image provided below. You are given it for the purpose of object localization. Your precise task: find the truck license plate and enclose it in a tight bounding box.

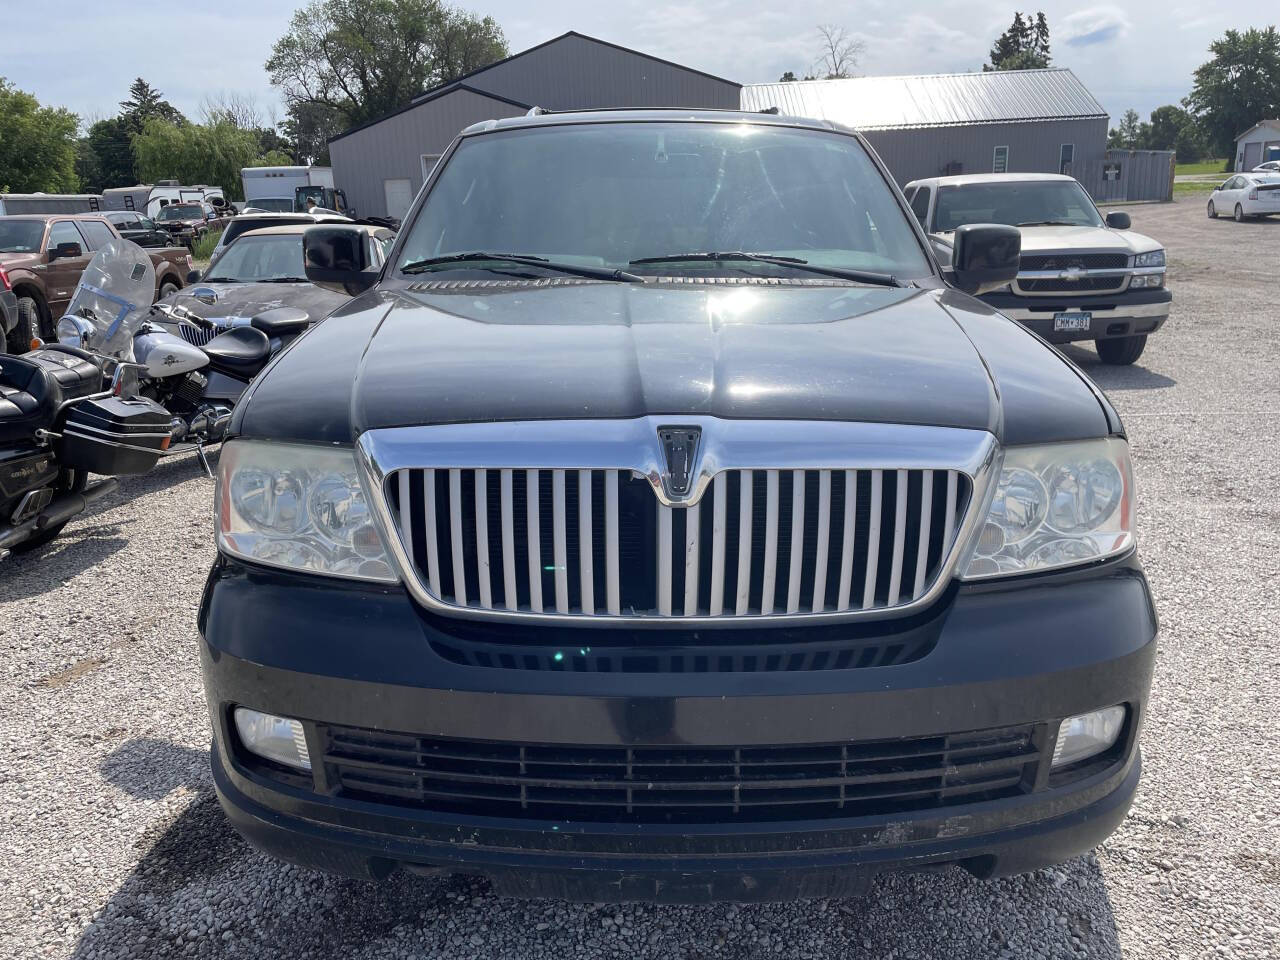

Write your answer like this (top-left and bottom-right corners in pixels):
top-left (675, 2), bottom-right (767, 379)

top-left (1053, 311), bottom-right (1091, 332)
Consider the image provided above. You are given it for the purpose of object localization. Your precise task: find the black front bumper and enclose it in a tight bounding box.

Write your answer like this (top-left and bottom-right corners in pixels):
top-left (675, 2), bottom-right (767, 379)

top-left (199, 555), bottom-right (1157, 901)
top-left (981, 288), bottom-right (1172, 344)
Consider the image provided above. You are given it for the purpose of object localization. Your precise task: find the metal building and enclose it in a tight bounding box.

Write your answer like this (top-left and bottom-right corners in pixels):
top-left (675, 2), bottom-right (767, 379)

top-left (1233, 119), bottom-right (1280, 171)
top-left (329, 32), bottom-right (741, 219)
top-left (742, 69), bottom-right (1109, 189)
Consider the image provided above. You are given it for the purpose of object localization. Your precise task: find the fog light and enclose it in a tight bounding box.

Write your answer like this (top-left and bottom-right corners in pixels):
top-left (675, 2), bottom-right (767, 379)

top-left (1051, 705), bottom-right (1125, 768)
top-left (233, 707), bottom-right (311, 771)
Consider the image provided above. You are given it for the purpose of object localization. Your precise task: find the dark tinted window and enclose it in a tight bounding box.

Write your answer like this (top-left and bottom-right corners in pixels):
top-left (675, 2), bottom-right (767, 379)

top-left (79, 219), bottom-right (115, 249)
top-left (0, 221), bottom-right (44, 252)
top-left (399, 122), bottom-right (931, 279)
top-left (46, 221), bottom-right (86, 252)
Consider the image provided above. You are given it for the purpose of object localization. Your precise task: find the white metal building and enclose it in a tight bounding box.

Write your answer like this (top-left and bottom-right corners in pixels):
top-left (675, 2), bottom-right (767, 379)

top-left (1233, 120), bottom-right (1280, 171)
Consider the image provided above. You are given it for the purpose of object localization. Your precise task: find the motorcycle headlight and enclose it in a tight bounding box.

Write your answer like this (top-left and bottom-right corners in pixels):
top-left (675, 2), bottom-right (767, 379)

top-left (217, 439), bottom-right (397, 582)
top-left (1133, 250), bottom-right (1165, 268)
top-left (56, 314), bottom-right (95, 349)
top-left (962, 437), bottom-right (1134, 579)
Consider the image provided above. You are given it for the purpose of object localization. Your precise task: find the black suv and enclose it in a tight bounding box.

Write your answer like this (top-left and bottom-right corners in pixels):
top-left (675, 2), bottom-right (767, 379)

top-left (200, 110), bottom-right (1156, 903)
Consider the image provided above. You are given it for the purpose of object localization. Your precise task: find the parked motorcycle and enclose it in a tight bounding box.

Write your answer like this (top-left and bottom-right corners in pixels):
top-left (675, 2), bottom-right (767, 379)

top-left (0, 246), bottom-right (170, 557)
top-left (56, 239), bottom-right (309, 475)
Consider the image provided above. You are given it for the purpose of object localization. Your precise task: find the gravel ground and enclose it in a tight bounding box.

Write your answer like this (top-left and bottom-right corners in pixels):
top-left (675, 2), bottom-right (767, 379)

top-left (1, 198), bottom-right (1277, 960)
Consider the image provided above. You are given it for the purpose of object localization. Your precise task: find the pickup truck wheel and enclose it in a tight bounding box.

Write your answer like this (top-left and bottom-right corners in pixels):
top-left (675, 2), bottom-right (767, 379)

top-left (1207, 200), bottom-right (1217, 218)
top-left (158, 280), bottom-right (179, 301)
top-left (1234, 203), bottom-right (1245, 222)
top-left (1095, 334), bottom-right (1147, 365)
top-left (8, 297), bottom-right (44, 352)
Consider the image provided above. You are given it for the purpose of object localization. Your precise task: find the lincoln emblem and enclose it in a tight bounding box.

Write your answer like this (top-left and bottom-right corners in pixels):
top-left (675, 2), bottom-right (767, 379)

top-left (657, 426), bottom-right (700, 499)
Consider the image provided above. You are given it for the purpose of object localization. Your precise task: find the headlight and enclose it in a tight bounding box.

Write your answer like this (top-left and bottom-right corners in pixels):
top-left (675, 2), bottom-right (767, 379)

top-left (56, 314), bottom-right (95, 348)
top-left (962, 437), bottom-right (1133, 579)
top-left (217, 439), bottom-right (397, 582)
top-left (1133, 250), bottom-right (1165, 268)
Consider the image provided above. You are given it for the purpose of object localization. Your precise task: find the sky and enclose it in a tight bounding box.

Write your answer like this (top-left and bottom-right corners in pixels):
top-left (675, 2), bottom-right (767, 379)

top-left (4, 0), bottom-right (1273, 131)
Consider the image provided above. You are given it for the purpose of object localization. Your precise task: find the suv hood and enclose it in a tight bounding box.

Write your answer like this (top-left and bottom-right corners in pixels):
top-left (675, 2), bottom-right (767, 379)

top-left (234, 280), bottom-right (1114, 447)
top-left (936, 224), bottom-right (1161, 256)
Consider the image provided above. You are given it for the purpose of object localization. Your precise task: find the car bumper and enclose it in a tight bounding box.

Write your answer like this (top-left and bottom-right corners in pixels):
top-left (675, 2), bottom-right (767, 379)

top-left (981, 289), bottom-right (1171, 343)
top-left (199, 554), bottom-right (1157, 902)
top-left (0, 289), bottom-right (16, 336)
top-left (1241, 198), bottom-right (1280, 216)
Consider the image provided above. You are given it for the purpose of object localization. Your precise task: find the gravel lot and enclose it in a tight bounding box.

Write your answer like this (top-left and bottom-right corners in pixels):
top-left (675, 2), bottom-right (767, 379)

top-left (2, 197), bottom-right (1277, 960)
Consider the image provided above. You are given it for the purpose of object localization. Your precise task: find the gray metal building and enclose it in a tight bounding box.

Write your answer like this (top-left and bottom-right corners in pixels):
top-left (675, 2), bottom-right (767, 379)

top-left (329, 32), bottom-right (741, 218)
top-left (742, 70), bottom-right (1109, 188)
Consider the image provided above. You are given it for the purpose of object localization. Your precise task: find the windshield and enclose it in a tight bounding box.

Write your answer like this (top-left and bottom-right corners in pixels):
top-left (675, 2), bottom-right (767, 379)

top-left (158, 205), bottom-right (203, 221)
top-left (0, 221), bottom-right (44, 253)
top-left (396, 122), bottom-right (931, 280)
top-left (933, 180), bottom-right (1103, 231)
top-left (247, 198), bottom-right (294, 213)
top-left (205, 234), bottom-right (306, 281)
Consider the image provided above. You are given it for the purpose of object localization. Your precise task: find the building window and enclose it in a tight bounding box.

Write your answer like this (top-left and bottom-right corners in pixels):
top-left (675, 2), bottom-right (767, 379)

top-left (421, 154), bottom-right (442, 181)
top-left (1059, 143), bottom-right (1075, 175)
top-left (992, 145), bottom-right (1009, 174)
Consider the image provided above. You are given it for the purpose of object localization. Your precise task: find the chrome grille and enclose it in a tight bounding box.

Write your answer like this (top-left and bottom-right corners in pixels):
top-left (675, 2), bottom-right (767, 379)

top-left (173, 323), bottom-right (216, 347)
top-left (387, 466), bottom-right (970, 620)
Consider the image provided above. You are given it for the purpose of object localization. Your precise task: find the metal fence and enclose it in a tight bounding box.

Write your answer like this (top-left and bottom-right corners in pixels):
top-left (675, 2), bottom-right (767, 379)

top-left (1074, 150), bottom-right (1175, 203)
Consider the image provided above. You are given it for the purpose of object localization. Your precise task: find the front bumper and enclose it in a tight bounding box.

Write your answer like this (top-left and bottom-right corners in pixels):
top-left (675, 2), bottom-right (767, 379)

top-left (982, 288), bottom-right (1171, 344)
top-left (199, 555), bottom-right (1157, 901)
top-left (0, 289), bottom-right (17, 336)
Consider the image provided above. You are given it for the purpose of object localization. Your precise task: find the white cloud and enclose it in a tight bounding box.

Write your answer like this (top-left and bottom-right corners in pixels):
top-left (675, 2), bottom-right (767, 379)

top-left (1060, 6), bottom-right (1131, 47)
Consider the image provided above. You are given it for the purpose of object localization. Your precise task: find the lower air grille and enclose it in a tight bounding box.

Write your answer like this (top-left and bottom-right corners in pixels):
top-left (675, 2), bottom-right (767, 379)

top-left (387, 468), bottom-right (970, 621)
top-left (319, 723), bottom-right (1042, 824)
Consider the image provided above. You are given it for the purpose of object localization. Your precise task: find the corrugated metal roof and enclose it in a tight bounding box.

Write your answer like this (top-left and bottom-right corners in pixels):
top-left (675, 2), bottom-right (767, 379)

top-left (741, 69), bottom-right (1107, 131)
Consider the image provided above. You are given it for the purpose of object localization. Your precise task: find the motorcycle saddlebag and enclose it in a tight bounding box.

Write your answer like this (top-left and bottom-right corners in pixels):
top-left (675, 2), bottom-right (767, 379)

top-left (58, 396), bottom-right (171, 476)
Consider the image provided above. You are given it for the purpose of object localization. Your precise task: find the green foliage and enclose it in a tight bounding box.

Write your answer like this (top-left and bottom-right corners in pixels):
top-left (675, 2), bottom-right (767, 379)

top-left (779, 71), bottom-right (798, 82)
top-left (133, 119), bottom-right (261, 202)
top-left (986, 12), bottom-right (1051, 71)
top-left (281, 100), bottom-right (343, 165)
top-left (84, 116), bottom-right (136, 190)
top-left (1107, 105), bottom-right (1210, 162)
top-left (251, 150), bottom-right (297, 168)
top-left (192, 228), bottom-right (223, 262)
top-left (267, 0), bottom-right (508, 150)
top-left (1185, 27), bottom-right (1280, 158)
top-left (0, 78), bottom-right (80, 193)
top-left (119, 78), bottom-right (186, 134)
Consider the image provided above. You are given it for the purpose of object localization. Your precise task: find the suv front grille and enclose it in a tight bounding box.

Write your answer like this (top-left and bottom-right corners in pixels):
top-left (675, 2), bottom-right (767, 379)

top-left (1017, 276), bottom-right (1128, 293)
top-left (319, 723), bottom-right (1042, 824)
top-left (387, 467), bottom-right (970, 621)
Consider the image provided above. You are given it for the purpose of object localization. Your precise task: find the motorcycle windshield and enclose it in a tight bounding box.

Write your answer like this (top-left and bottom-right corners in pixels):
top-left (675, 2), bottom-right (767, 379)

top-left (62, 239), bottom-right (155, 356)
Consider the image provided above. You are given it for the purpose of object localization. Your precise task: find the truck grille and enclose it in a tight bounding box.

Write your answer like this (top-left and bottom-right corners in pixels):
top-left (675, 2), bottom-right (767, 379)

top-left (318, 722), bottom-right (1041, 824)
top-left (1019, 252), bottom-right (1127, 271)
top-left (387, 467), bottom-right (970, 621)
top-left (1016, 276), bottom-right (1128, 294)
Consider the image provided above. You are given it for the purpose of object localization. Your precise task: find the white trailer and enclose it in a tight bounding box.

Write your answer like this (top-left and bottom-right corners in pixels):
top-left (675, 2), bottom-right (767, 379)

top-left (0, 193), bottom-right (104, 215)
top-left (102, 181), bottom-right (227, 217)
top-left (241, 166), bottom-right (334, 211)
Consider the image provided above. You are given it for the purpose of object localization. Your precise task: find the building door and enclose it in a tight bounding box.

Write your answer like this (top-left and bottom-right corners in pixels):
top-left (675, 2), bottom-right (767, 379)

top-left (421, 155), bottom-right (441, 181)
top-left (1059, 143), bottom-right (1075, 175)
top-left (1243, 141), bottom-right (1261, 170)
top-left (383, 179), bottom-right (413, 219)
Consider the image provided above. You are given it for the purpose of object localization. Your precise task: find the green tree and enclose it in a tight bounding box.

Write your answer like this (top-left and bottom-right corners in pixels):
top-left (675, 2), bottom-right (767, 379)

top-left (249, 150), bottom-right (297, 167)
top-left (985, 12), bottom-right (1051, 71)
top-left (1185, 27), bottom-right (1280, 158)
top-left (1147, 105), bottom-right (1191, 150)
top-left (119, 78), bottom-right (186, 134)
top-left (85, 116), bottom-right (136, 187)
top-left (281, 100), bottom-right (344, 164)
top-left (0, 78), bottom-right (79, 192)
top-left (1108, 108), bottom-right (1150, 149)
top-left (778, 71), bottom-right (798, 82)
top-left (133, 119), bottom-right (261, 201)
top-left (266, 0), bottom-right (508, 131)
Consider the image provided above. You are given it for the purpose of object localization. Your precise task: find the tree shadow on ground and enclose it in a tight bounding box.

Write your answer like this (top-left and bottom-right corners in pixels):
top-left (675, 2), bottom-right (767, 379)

top-left (73, 737), bottom-right (1125, 959)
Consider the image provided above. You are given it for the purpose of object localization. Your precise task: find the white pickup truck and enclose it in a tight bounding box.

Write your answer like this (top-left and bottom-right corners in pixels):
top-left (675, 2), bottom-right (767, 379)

top-left (904, 173), bottom-right (1170, 365)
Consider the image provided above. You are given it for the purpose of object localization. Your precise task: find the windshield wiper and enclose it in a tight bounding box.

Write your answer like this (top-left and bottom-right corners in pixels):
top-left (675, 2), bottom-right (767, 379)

top-left (1015, 220), bottom-right (1079, 227)
top-left (401, 252), bottom-right (644, 283)
top-left (255, 277), bottom-right (309, 283)
top-left (628, 251), bottom-right (901, 287)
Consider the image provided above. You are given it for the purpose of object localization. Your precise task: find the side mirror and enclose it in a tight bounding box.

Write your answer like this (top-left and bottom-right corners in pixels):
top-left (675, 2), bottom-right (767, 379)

top-left (49, 241), bottom-right (83, 262)
top-left (1105, 211), bottom-right (1131, 230)
top-left (303, 225), bottom-right (379, 296)
top-left (947, 223), bottom-right (1021, 296)
top-left (206, 211), bottom-right (218, 220)
top-left (186, 269), bottom-right (201, 284)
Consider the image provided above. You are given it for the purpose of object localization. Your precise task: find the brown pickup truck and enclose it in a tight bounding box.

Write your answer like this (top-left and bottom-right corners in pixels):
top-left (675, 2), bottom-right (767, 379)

top-left (153, 201), bottom-right (229, 250)
top-left (0, 214), bottom-right (191, 352)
